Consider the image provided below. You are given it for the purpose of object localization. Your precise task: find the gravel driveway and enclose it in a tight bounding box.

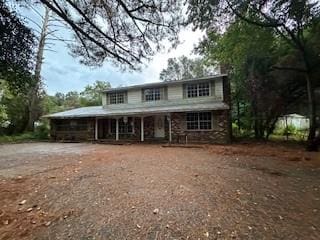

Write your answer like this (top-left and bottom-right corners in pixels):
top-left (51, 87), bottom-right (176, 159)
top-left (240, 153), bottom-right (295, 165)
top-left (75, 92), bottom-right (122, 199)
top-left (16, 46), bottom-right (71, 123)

top-left (0, 142), bottom-right (319, 239)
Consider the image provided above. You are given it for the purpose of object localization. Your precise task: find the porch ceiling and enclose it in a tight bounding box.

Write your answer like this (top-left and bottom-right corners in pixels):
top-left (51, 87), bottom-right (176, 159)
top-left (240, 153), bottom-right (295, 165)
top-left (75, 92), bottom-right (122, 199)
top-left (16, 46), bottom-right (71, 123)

top-left (44, 102), bottom-right (229, 119)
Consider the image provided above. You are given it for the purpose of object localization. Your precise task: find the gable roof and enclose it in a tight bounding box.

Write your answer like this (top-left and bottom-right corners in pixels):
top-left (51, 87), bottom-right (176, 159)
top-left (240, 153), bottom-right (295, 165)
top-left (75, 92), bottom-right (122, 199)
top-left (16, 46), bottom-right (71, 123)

top-left (102, 74), bottom-right (227, 93)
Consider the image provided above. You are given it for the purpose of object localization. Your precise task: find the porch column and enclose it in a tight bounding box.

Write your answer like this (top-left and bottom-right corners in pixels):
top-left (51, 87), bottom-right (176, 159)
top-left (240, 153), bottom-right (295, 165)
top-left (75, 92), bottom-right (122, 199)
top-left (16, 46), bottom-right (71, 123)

top-left (141, 116), bottom-right (144, 142)
top-left (168, 114), bottom-right (172, 143)
top-left (95, 118), bottom-right (98, 140)
top-left (116, 118), bottom-right (119, 141)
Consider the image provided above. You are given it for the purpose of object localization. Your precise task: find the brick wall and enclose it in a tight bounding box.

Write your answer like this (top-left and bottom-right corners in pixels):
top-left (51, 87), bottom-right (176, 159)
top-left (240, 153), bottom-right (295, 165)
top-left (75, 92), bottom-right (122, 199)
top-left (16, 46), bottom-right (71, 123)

top-left (170, 110), bottom-right (231, 144)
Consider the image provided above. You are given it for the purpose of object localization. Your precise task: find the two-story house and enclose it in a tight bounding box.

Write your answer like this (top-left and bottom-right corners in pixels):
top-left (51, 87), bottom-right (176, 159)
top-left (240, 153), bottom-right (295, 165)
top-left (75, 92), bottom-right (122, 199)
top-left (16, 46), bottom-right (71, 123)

top-left (46, 74), bottom-right (231, 143)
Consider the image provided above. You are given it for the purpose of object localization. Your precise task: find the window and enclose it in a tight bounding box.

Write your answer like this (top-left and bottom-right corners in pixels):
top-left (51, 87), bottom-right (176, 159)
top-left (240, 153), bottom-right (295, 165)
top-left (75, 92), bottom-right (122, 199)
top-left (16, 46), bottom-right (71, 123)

top-left (144, 88), bottom-right (161, 101)
top-left (109, 92), bottom-right (126, 104)
top-left (198, 82), bottom-right (210, 96)
top-left (56, 120), bottom-right (87, 131)
top-left (186, 112), bottom-right (212, 130)
top-left (110, 118), bottom-right (134, 134)
top-left (187, 84), bottom-right (198, 98)
top-left (186, 82), bottom-right (210, 98)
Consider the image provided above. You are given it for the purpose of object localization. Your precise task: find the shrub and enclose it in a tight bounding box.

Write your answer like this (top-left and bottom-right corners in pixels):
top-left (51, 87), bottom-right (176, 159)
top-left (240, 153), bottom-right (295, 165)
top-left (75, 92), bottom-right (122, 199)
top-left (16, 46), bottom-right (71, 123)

top-left (278, 124), bottom-right (297, 136)
top-left (34, 121), bottom-right (49, 139)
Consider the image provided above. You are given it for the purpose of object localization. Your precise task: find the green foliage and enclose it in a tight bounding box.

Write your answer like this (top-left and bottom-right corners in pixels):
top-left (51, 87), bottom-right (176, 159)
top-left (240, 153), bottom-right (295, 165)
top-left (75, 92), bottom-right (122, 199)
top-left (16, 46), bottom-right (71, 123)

top-left (80, 80), bottom-right (111, 106)
top-left (200, 21), bottom-right (280, 138)
top-left (0, 0), bottom-right (35, 92)
top-left (41, 80), bottom-right (111, 116)
top-left (34, 121), bottom-right (49, 139)
top-left (187, 0), bottom-right (320, 144)
top-left (64, 91), bottom-right (81, 109)
top-left (0, 132), bottom-right (44, 144)
top-left (0, 104), bottom-right (8, 127)
top-left (280, 124), bottom-right (297, 136)
top-left (159, 56), bottom-right (215, 82)
top-left (0, 0), bottom-right (36, 135)
top-left (0, 79), bottom-right (30, 135)
top-left (196, 16), bottom-right (315, 140)
top-left (273, 124), bottom-right (309, 141)
top-left (0, 79), bottom-right (111, 137)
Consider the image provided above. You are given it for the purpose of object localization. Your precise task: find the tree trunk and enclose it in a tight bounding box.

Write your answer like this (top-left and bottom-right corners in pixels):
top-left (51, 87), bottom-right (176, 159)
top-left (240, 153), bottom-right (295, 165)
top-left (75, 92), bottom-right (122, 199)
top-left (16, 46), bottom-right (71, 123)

top-left (306, 72), bottom-right (318, 151)
top-left (26, 6), bottom-right (50, 131)
top-left (237, 99), bottom-right (241, 132)
top-left (285, 115), bottom-right (288, 141)
top-left (252, 103), bottom-right (261, 139)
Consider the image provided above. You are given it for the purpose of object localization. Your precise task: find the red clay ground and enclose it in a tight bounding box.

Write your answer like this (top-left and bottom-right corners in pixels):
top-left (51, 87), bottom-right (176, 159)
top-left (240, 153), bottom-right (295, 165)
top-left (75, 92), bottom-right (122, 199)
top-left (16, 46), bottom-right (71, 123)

top-left (0, 142), bottom-right (319, 239)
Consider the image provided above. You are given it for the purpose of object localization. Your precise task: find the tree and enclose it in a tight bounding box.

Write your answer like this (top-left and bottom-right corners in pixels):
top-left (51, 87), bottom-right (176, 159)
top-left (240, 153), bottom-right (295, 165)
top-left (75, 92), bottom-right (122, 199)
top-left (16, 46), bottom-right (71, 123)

top-left (41, 94), bottom-right (65, 115)
top-left (64, 91), bottom-right (81, 109)
top-left (27, 5), bottom-right (51, 131)
top-left (198, 20), bottom-right (307, 139)
top-left (32, 0), bottom-right (183, 69)
top-left (187, 0), bottom-right (320, 149)
top-left (0, 80), bottom-right (8, 128)
top-left (159, 56), bottom-right (215, 81)
top-left (0, 0), bottom-right (36, 135)
top-left (0, 0), bottom-right (35, 92)
top-left (80, 80), bottom-right (111, 106)
top-left (54, 92), bottom-right (65, 106)
top-left (0, 79), bottom-right (31, 135)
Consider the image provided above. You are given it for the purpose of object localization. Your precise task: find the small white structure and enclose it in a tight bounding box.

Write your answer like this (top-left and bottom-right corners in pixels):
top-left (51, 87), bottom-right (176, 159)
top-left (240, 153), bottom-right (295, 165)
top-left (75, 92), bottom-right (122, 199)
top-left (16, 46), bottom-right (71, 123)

top-left (277, 114), bottom-right (309, 130)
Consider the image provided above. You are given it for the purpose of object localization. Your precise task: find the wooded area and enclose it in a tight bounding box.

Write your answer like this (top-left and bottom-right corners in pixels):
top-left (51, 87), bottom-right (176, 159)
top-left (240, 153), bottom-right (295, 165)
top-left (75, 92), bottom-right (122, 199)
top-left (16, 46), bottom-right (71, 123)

top-left (0, 0), bottom-right (319, 150)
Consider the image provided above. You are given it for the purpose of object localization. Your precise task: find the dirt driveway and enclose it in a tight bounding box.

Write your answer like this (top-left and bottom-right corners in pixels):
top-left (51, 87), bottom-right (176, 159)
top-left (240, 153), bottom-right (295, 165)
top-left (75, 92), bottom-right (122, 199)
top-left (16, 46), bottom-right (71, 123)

top-left (0, 142), bottom-right (319, 239)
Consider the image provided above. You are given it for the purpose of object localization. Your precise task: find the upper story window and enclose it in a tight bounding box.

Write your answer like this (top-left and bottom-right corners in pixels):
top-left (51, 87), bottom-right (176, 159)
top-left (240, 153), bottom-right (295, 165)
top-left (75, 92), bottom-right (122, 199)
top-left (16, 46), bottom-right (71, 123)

top-left (186, 82), bottom-right (210, 98)
top-left (109, 92), bottom-right (126, 104)
top-left (144, 88), bottom-right (160, 101)
top-left (143, 87), bottom-right (166, 101)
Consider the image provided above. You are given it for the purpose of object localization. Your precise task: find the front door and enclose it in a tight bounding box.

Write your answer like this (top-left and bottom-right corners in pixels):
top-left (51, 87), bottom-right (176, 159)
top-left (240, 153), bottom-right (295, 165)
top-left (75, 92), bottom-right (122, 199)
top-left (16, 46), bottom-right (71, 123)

top-left (154, 115), bottom-right (165, 138)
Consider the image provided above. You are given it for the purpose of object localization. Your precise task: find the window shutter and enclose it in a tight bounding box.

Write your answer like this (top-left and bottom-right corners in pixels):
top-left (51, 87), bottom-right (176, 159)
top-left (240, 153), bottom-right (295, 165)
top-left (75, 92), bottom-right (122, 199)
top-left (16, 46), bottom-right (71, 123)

top-left (210, 80), bottom-right (215, 97)
top-left (164, 86), bottom-right (168, 100)
top-left (183, 84), bottom-right (186, 98)
top-left (141, 89), bottom-right (145, 102)
top-left (160, 87), bottom-right (167, 100)
top-left (125, 91), bottom-right (128, 103)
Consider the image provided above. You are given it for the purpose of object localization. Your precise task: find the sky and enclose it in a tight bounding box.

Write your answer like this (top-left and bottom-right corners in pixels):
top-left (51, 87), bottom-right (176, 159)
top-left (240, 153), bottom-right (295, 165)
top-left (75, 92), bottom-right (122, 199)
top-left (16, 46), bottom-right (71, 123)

top-left (16, 3), bottom-right (203, 95)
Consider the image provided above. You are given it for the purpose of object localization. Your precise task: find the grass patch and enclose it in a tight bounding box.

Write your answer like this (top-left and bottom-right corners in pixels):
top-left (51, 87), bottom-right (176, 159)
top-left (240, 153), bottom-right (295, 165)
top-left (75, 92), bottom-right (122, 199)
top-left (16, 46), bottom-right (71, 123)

top-left (0, 132), bottom-right (49, 144)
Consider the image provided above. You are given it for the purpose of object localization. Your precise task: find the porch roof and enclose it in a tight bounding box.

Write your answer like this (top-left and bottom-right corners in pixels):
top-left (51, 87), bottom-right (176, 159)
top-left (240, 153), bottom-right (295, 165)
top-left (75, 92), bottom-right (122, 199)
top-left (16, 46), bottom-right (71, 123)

top-left (44, 101), bottom-right (229, 119)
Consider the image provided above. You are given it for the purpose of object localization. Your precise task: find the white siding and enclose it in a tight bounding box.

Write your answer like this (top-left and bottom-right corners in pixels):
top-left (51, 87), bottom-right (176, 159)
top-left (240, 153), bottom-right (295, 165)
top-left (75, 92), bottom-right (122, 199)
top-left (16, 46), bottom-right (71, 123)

top-left (214, 78), bottom-right (223, 100)
top-left (127, 89), bottom-right (141, 103)
top-left (168, 84), bottom-right (183, 100)
top-left (102, 77), bottom-right (225, 107)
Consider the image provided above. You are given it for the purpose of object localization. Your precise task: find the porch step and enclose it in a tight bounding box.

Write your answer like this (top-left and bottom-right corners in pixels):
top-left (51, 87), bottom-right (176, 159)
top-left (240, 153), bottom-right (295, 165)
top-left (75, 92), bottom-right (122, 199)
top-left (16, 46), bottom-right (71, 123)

top-left (95, 139), bottom-right (168, 145)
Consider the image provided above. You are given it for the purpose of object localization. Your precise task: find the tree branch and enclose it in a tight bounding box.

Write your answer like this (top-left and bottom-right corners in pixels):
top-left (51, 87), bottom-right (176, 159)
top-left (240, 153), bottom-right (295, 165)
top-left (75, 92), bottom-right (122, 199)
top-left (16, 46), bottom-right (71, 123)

top-left (64, 0), bottom-right (141, 63)
top-left (40, 0), bottom-right (134, 67)
top-left (225, 0), bottom-right (283, 28)
top-left (272, 66), bottom-right (307, 73)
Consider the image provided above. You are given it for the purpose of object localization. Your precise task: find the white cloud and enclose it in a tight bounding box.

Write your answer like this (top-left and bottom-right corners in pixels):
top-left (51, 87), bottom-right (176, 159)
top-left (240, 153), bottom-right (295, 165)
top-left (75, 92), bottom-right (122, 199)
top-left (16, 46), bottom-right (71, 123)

top-left (139, 27), bottom-right (204, 84)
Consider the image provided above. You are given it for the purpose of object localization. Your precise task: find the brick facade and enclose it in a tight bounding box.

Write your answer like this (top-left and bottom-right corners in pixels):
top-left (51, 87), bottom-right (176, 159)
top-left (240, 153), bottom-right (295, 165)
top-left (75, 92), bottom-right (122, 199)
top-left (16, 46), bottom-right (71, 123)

top-left (170, 110), bottom-right (231, 144)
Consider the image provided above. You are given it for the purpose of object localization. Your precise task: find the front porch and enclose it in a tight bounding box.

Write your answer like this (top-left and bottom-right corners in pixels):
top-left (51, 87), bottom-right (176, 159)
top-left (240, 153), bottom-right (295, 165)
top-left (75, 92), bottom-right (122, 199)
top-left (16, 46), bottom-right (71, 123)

top-left (95, 114), bottom-right (172, 142)
top-left (50, 110), bottom-right (230, 144)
